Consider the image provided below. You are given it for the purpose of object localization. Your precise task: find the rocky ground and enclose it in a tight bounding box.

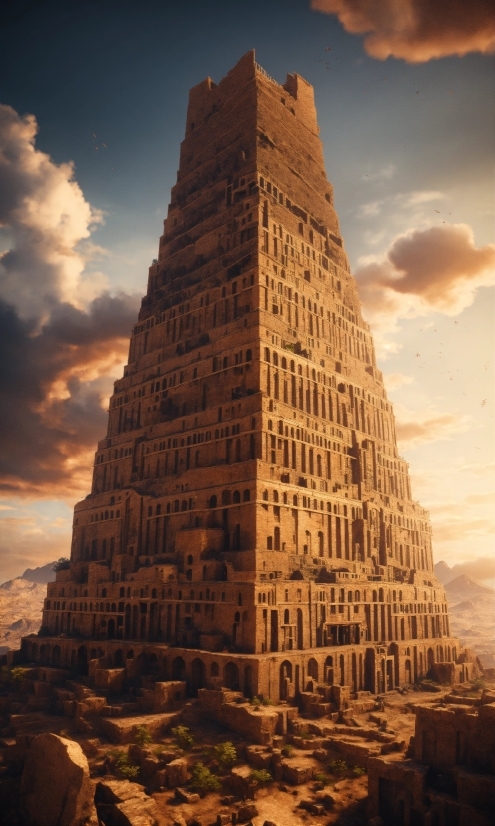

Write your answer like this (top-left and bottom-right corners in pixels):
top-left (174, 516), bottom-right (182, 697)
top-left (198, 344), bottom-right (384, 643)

top-left (2, 657), bottom-right (480, 826)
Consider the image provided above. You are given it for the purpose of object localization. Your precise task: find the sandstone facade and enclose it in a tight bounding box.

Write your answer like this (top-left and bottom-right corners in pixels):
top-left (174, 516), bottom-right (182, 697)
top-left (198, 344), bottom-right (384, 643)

top-left (20, 52), bottom-right (467, 701)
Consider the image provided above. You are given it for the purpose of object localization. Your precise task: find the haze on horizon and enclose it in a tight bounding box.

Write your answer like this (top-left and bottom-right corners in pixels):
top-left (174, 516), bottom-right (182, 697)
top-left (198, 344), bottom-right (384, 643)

top-left (0, 0), bottom-right (493, 585)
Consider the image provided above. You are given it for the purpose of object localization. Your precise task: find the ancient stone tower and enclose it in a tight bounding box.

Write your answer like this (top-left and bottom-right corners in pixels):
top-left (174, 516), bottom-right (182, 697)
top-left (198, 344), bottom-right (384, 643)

top-left (28, 52), bottom-right (463, 699)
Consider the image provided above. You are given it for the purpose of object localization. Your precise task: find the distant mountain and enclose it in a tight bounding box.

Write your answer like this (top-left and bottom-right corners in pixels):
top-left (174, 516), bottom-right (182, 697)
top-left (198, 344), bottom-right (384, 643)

top-left (0, 578), bottom-right (47, 654)
top-left (20, 561), bottom-right (57, 585)
top-left (434, 560), bottom-right (453, 585)
top-left (0, 561), bottom-right (57, 589)
top-left (444, 574), bottom-right (495, 602)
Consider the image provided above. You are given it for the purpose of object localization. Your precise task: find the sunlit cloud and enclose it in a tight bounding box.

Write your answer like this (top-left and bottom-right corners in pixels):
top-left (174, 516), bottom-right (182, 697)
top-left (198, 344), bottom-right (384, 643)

top-left (384, 372), bottom-right (413, 392)
top-left (394, 406), bottom-right (470, 450)
top-left (355, 223), bottom-right (495, 354)
top-left (0, 104), bottom-right (140, 499)
top-left (311, 0), bottom-right (495, 62)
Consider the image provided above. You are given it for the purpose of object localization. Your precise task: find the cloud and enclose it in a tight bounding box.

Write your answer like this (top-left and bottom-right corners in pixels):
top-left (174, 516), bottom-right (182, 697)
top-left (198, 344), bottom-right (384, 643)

top-left (355, 223), bottom-right (495, 351)
top-left (433, 518), bottom-right (495, 544)
top-left (384, 372), bottom-right (413, 392)
top-left (362, 164), bottom-right (396, 182)
top-left (311, 0), bottom-right (495, 62)
top-left (0, 104), bottom-right (105, 324)
top-left (0, 104), bottom-right (141, 498)
top-left (395, 410), bottom-right (470, 450)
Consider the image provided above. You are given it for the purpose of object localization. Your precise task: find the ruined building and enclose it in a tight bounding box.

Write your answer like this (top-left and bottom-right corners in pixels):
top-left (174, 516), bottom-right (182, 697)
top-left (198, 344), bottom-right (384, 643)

top-left (22, 52), bottom-right (467, 700)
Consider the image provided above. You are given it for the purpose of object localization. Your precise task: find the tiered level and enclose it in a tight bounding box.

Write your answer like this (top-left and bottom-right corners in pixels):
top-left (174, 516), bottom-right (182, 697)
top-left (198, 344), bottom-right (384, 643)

top-left (23, 52), bottom-right (461, 700)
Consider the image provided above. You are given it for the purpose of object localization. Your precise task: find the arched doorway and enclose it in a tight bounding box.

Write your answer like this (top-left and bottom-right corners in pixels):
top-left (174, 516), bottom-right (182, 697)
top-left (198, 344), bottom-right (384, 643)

top-left (307, 658), bottom-right (318, 683)
top-left (52, 645), bottom-right (61, 667)
top-left (244, 665), bottom-right (253, 698)
top-left (280, 660), bottom-right (292, 701)
top-left (224, 662), bottom-right (239, 690)
top-left (77, 646), bottom-right (88, 675)
top-left (191, 658), bottom-right (206, 695)
top-left (325, 655), bottom-right (334, 685)
top-left (107, 618), bottom-right (115, 639)
top-left (172, 656), bottom-right (186, 681)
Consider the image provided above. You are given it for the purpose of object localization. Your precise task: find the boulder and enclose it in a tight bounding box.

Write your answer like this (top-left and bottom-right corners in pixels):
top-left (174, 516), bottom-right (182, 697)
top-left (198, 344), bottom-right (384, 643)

top-left (20, 733), bottom-right (97, 826)
top-left (95, 779), bottom-right (160, 825)
top-left (237, 802), bottom-right (258, 823)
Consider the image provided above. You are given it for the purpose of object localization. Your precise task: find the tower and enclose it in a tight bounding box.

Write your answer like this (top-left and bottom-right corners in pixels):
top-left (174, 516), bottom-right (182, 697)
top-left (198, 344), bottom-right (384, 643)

top-left (32, 52), bottom-right (461, 698)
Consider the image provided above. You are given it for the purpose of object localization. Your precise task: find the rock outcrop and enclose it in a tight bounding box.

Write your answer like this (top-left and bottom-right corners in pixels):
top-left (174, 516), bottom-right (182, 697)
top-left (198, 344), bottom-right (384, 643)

top-left (20, 733), bottom-right (97, 826)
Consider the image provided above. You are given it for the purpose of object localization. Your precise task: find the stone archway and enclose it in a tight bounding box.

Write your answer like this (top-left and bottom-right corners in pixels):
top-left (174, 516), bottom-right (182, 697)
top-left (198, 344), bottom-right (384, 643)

top-left (191, 658), bottom-right (206, 695)
top-left (279, 660), bottom-right (293, 701)
top-left (172, 656), bottom-right (186, 681)
top-left (224, 662), bottom-right (239, 690)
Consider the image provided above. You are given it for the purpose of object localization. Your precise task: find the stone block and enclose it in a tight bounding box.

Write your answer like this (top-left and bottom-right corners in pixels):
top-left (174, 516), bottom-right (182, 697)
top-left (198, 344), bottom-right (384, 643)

top-left (166, 757), bottom-right (188, 788)
top-left (175, 786), bottom-right (200, 804)
top-left (237, 802), bottom-right (258, 823)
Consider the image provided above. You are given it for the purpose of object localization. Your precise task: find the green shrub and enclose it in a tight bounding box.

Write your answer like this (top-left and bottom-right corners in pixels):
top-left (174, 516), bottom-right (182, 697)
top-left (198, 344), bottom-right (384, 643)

top-left (329, 759), bottom-right (348, 775)
top-left (250, 696), bottom-right (261, 709)
top-left (281, 745), bottom-right (293, 757)
top-left (352, 766), bottom-right (366, 777)
top-left (172, 725), bottom-right (194, 750)
top-left (470, 677), bottom-right (486, 691)
top-left (249, 769), bottom-right (272, 786)
top-left (0, 666), bottom-right (24, 684)
top-left (314, 772), bottom-right (329, 786)
top-left (116, 752), bottom-right (140, 780)
top-left (190, 762), bottom-right (221, 794)
top-left (213, 741), bottom-right (237, 770)
top-left (134, 725), bottom-right (152, 747)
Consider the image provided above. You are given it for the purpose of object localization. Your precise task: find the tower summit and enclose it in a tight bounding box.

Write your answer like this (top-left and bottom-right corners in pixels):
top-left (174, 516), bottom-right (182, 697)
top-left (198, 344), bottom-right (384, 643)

top-left (29, 52), bottom-right (463, 698)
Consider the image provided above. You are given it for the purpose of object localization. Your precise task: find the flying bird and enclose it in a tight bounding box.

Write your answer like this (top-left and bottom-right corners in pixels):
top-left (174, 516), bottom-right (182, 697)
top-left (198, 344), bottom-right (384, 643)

top-left (434, 210), bottom-right (440, 213)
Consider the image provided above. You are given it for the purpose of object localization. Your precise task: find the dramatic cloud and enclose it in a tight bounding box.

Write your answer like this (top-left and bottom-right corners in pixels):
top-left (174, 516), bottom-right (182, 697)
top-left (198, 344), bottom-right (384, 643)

top-left (355, 223), bottom-right (495, 351)
top-left (395, 408), bottom-right (470, 450)
top-left (0, 104), bottom-right (105, 324)
top-left (311, 0), bottom-right (495, 62)
top-left (0, 104), bottom-right (140, 497)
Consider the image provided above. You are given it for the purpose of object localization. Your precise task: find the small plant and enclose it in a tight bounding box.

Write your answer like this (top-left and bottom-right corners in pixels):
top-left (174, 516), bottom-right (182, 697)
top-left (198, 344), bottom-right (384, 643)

top-left (314, 772), bottom-right (329, 786)
top-left (352, 766), bottom-right (366, 777)
top-left (281, 745), bottom-right (293, 757)
top-left (213, 741), bottom-right (237, 770)
top-left (134, 725), bottom-right (152, 747)
top-left (190, 762), bottom-right (221, 794)
top-left (0, 666), bottom-right (25, 684)
top-left (328, 759), bottom-right (348, 775)
top-left (172, 725), bottom-right (194, 750)
top-left (249, 769), bottom-right (272, 786)
top-left (116, 752), bottom-right (140, 780)
top-left (470, 677), bottom-right (486, 691)
top-left (261, 696), bottom-right (274, 706)
top-left (250, 696), bottom-right (261, 708)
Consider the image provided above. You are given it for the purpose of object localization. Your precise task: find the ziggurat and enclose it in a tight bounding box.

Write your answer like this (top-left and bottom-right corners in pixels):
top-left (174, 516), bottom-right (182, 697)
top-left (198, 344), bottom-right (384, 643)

top-left (23, 52), bottom-right (469, 702)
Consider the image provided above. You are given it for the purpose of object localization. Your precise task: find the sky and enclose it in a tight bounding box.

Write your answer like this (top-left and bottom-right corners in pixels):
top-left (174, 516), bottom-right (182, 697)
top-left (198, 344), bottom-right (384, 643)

top-left (0, 0), bottom-right (494, 585)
